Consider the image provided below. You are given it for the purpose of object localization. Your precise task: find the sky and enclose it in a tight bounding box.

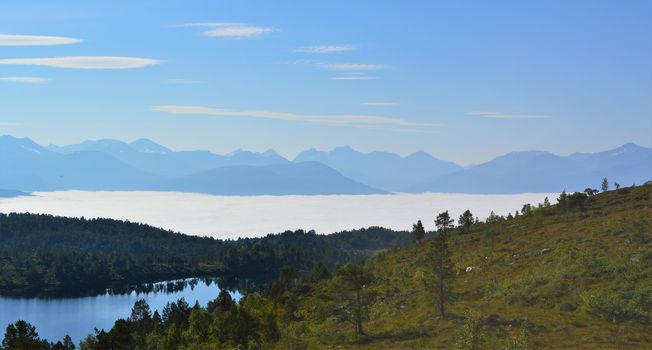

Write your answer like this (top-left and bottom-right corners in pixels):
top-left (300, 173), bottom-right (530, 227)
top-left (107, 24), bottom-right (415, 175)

top-left (0, 0), bottom-right (650, 165)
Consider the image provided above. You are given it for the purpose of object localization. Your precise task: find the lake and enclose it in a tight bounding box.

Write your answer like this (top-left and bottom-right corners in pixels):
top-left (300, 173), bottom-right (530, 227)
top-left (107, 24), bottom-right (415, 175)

top-left (0, 278), bottom-right (241, 344)
top-left (0, 191), bottom-right (557, 238)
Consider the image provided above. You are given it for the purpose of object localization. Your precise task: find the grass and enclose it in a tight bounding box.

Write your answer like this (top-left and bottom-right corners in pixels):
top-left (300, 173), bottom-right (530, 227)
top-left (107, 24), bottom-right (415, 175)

top-left (274, 184), bottom-right (652, 349)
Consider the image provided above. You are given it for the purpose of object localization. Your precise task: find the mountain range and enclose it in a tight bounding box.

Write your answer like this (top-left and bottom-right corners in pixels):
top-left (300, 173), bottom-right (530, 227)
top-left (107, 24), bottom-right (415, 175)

top-left (1, 135), bottom-right (650, 195)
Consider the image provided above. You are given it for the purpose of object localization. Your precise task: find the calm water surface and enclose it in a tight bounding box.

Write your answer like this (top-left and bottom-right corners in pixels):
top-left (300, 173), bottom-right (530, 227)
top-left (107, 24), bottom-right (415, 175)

top-left (0, 278), bottom-right (241, 343)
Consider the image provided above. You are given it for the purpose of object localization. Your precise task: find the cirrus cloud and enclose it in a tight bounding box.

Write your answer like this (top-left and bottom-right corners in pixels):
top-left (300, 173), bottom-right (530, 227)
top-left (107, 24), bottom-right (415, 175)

top-left (333, 75), bottom-right (378, 81)
top-left (324, 63), bottom-right (389, 71)
top-left (0, 77), bottom-right (49, 84)
top-left (296, 45), bottom-right (356, 54)
top-left (362, 102), bottom-right (398, 107)
top-left (0, 34), bottom-right (81, 46)
top-left (0, 56), bottom-right (160, 69)
top-left (469, 111), bottom-right (549, 119)
top-left (180, 22), bottom-right (276, 39)
top-left (152, 105), bottom-right (437, 129)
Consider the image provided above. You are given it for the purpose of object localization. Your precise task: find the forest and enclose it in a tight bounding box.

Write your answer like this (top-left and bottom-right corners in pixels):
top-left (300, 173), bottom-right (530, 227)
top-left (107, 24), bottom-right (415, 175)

top-left (0, 214), bottom-right (409, 296)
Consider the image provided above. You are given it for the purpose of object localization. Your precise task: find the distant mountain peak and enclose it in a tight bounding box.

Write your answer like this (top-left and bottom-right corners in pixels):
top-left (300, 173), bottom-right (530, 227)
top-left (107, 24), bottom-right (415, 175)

top-left (227, 148), bottom-right (246, 156)
top-left (331, 146), bottom-right (358, 154)
top-left (262, 149), bottom-right (280, 157)
top-left (406, 150), bottom-right (434, 159)
top-left (130, 138), bottom-right (171, 154)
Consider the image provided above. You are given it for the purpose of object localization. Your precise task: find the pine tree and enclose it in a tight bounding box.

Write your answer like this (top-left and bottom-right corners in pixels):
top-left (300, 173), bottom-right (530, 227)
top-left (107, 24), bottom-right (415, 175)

top-left (543, 197), bottom-right (551, 207)
top-left (557, 190), bottom-right (568, 211)
top-left (2, 320), bottom-right (42, 350)
top-left (601, 178), bottom-right (609, 192)
top-left (412, 220), bottom-right (426, 243)
top-left (427, 211), bottom-right (456, 318)
top-left (333, 264), bottom-right (374, 335)
top-left (458, 210), bottom-right (475, 233)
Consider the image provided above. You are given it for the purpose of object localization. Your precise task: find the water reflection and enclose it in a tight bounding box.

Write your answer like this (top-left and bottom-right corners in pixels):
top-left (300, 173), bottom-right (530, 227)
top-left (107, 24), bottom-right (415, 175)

top-left (0, 277), bottom-right (243, 344)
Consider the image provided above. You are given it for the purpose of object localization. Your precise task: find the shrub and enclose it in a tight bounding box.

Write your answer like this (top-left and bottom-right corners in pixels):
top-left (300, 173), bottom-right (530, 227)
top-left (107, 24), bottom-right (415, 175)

top-left (581, 291), bottom-right (635, 323)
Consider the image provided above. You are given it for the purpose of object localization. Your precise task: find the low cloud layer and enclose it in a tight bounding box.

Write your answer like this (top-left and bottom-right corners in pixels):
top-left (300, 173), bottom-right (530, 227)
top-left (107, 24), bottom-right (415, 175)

top-left (153, 105), bottom-right (435, 128)
top-left (0, 56), bottom-right (160, 69)
top-left (0, 191), bottom-right (555, 238)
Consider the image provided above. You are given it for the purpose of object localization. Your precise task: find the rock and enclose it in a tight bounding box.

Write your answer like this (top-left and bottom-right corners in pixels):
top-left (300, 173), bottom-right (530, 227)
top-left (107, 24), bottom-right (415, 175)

top-left (538, 247), bottom-right (553, 255)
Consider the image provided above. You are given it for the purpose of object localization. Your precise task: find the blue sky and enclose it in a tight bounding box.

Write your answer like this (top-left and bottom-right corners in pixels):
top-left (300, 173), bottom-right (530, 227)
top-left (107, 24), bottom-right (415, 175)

top-left (0, 0), bottom-right (650, 164)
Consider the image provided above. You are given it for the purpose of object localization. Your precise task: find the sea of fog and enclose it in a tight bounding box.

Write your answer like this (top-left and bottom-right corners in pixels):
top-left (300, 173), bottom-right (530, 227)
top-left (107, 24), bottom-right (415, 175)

top-left (0, 191), bottom-right (557, 239)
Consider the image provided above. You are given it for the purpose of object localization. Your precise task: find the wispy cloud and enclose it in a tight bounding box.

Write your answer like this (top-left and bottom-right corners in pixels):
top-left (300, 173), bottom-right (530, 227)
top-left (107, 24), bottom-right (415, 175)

top-left (0, 122), bottom-right (19, 127)
top-left (0, 56), bottom-right (160, 69)
top-left (0, 34), bottom-right (81, 46)
top-left (181, 22), bottom-right (276, 39)
top-left (362, 102), bottom-right (398, 106)
top-left (164, 79), bottom-right (202, 85)
top-left (333, 75), bottom-right (378, 80)
top-left (0, 77), bottom-right (49, 84)
top-left (469, 111), bottom-right (549, 119)
top-left (324, 63), bottom-right (389, 71)
top-left (296, 45), bottom-right (356, 54)
top-left (152, 105), bottom-right (437, 128)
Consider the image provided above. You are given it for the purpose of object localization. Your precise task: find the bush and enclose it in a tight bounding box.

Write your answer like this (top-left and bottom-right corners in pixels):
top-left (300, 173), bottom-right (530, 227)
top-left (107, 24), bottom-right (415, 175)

top-left (581, 291), bottom-right (636, 323)
top-left (455, 311), bottom-right (484, 350)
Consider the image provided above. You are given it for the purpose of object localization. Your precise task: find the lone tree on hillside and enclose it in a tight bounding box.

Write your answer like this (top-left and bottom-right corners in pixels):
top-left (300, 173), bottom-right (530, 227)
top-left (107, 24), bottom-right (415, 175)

top-left (458, 210), bottom-right (475, 233)
top-left (601, 178), bottom-right (609, 192)
top-left (427, 211), bottom-right (455, 318)
top-left (333, 263), bottom-right (374, 335)
top-left (543, 197), bottom-right (551, 207)
top-left (557, 190), bottom-right (568, 211)
top-left (412, 220), bottom-right (426, 243)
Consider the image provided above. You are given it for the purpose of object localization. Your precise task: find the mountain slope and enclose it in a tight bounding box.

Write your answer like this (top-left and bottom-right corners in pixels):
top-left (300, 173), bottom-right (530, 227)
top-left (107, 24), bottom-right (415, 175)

top-left (278, 184), bottom-right (652, 349)
top-left (4, 136), bottom-right (382, 195)
top-left (409, 143), bottom-right (652, 193)
top-left (48, 138), bottom-right (289, 177)
top-left (0, 136), bottom-right (160, 191)
top-left (0, 189), bottom-right (29, 198)
top-left (161, 161), bottom-right (385, 195)
top-left (295, 146), bottom-right (461, 191)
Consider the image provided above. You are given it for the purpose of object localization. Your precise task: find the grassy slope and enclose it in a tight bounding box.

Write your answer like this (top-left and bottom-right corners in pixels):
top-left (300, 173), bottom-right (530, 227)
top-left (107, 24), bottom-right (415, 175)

top-left (281, 185), bottom-right (652, 349)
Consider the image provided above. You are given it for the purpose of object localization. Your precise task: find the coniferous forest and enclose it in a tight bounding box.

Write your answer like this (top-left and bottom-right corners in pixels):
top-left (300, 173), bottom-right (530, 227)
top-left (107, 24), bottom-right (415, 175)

top-left (0, 213), bottom-right (409, 297)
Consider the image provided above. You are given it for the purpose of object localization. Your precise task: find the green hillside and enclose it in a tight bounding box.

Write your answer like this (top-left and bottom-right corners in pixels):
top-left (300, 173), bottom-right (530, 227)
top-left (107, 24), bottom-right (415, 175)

top-left (277, 184), bottom-right (652, 349)
top-left (6, 184), bottom-right (649, 349)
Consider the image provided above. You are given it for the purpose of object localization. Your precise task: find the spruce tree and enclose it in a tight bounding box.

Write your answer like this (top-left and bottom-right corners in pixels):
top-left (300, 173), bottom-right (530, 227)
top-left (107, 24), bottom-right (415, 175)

top-left (412, 220), bottom-right (426, 243)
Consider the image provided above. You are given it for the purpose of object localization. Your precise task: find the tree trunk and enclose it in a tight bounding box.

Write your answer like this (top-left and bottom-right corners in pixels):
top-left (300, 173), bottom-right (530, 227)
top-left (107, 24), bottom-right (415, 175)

top-left (356, 289), bottom-right (364, 335)
top-left (439, 274), bottom-right (445, 318)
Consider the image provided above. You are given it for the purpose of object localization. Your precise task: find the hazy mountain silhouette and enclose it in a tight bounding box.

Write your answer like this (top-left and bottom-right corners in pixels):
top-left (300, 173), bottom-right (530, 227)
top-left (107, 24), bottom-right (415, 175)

top-left (0, 189), bottom-right (29, 198)
top-left (295, 146), bottom-right (461, 191)
top-left (407, 143), bottom-right (652, 193)
top-left (2, 136), bottom-right (381, 195)
top-left (47, 138), bottom-right (289, 177)
top-left (161, 161), bottom-right (384, 195)
top-left (3, 135), bottom-right (650, 194)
